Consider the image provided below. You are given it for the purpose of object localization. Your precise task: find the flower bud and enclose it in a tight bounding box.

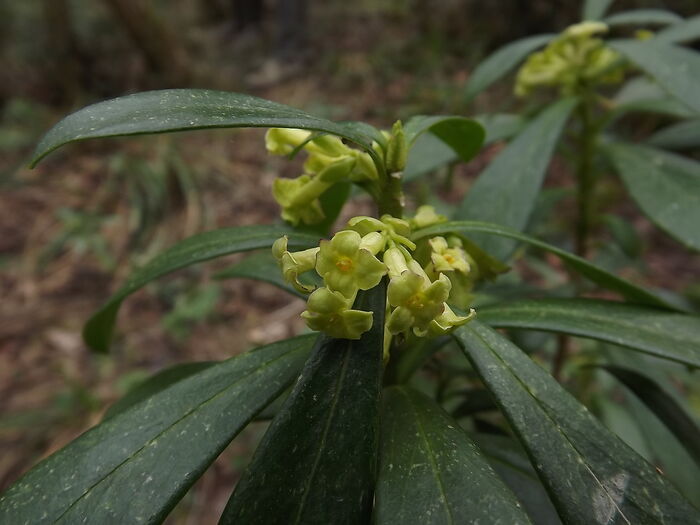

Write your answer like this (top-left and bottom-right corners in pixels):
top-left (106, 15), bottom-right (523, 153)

top-left (385, 120), bottom-right (407, 173)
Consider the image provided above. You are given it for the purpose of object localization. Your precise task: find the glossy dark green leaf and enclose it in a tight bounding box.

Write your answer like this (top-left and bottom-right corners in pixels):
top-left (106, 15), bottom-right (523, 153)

top-left (30, 89), bottom-right (384, 167)
top-left (605, 142), bottom-right (700, 251)
top-left (84, 225), bottom-right (319, 352)
top-left (104, 361), bottom-right (217, 420)
top-left (582, 0), bottom-right (615, 20)
top-left (403, 114), bottom-right (524, 182)
top-left (603, 9), bottom-right (682, 26)
top-left (477, 298), bottom-right (700, 367)
top-left (214, 250), bottom-right (320, 298)
top-left (456, 99), bottom-right (577, 260)
top-left (454, 321), bottom-right (700, 524)
top-left (375, 386), bottom-right (531, 524)
top-left (597, 365), bottom-right (700, 464)
top-left (647, 119), bottom-right (700, 150)
top-left (220, 283), bottom-right (386, 525)
top-left (471, 434), bottom-right (561, 525)
top-left (611, 40), bottom-right (700, 115)
top-left (0, 335), bottom-right (316, 524)
top-left (413, 221), bottom-right (676, 310)
top-left (655, 14), bottom-right (700, 44)
top-left (404, 116), bottom-right (485, 163)
top-left (464, 34), bottom-right (554, 102)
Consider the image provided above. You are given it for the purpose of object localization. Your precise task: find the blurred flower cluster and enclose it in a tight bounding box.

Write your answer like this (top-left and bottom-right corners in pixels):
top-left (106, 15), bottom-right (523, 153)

top-left (515, 21), bottom-right (625, 97)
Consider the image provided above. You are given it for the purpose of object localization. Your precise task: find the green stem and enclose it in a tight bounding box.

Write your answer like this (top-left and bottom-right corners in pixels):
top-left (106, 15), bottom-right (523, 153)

top-left (377, 172), bottom-right (405, 217)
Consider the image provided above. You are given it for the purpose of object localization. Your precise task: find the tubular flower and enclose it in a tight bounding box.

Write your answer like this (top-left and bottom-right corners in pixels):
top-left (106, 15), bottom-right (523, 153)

top-left (272, 236), bottom-right (319, 294)
top-left (301, 287), bottom-right (373, 340)
top-left (410, 205), bottom-right (447, 230)
top-left (387, 264), bottom-right (451, 335)
top-left (424, 304), bottom-right (476, 337)
top-left (272, 175), bottom-right (325, 226)
top-left (316, 230), bottom-right (387, 298)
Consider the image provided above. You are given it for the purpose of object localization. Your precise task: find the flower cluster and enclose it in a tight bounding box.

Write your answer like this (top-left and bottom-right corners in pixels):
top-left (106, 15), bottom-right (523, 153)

top-left (272, 206), bottom-right (477, 347)
top-left (515, 21), bottom-right (625, 97)
top-left (265, 128), bottom-right (381, 226)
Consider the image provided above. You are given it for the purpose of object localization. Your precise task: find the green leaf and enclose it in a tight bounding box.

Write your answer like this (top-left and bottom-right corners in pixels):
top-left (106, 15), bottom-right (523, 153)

top-left (471, 434), bottom-right (561, 525)
top-left (647, 119), bottom-right (700, 150)
top-left (30, 89), bottom-right (384, 168)
top-left (0, 335), bottom-right (316, 524)
top-left (375, 386), bottom-right (531, 524)
top-left (604, 142), bottom-right (700, 251)
top-left (84, 225), bottom-right (318, 352)
top-left (477, 298), bottom-right (700, 368)
top-left (582, 0), bottom-right (615, 20)
top-left (603, 9), bottom-right (683, 26)
top-left (454, 321), bottom-right (700, 524)
top-left (611, 40), bottom-right (700, 115)
top-left (404, 116), bottom-right (485, 163)
top-left (456, 99), bottom-right (577, 260)
top-left (610, 76), bottom-right (696, 120)
top-left (464, 34), bottom-right (554, 102)
top-left (596, 365), bottom-right (700, 464)
top-left (403, 114), bottom-right (524, 182)
top-left (104, 361), bottom-right (217, 420)
top-left (214, 250), bottom-right (320, 298)
top-left (413, 220), bottom-right (676, 310)
top-left (655, 14), bottom-right (700, 44)
top-left (220, 283), bottom-right (386, 525)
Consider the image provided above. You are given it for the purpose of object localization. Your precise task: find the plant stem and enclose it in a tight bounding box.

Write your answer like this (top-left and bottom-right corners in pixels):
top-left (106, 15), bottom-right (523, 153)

top-left (553, 93), bottom-right (599, 381)
top-left (377, 172), bottom-right (405, 217)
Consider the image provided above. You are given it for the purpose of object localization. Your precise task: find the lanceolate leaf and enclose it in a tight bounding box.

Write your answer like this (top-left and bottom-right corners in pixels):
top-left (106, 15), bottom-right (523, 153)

top-left (596, 365), bottom-right (700, 464)
top-left (477, 298), bottom-right (700, 368)
top-left (375, 386), bottom-right (531, 524)
top-left (464, 34), bottom-right (554, 102)
top-left (30, 89), bottom-right (384, 168)
top-left (214, 250), bottom-right (321, 298)
top-left (104, 361), bottom-right (217, 420)
top-left (611, 40), bottom-right (700, 115)
top-left (84, 225), bottom-right (319, 352)
top-left (604, 142), bottom-right (700, 251)
top-left (412, 221), bottom-right (676, 310)
top-left (456, 98), bottom-right (577, 260)
top-left (0, 335), bottom-right (316, 525)
top-left (454, 322), bottom-right (699, 524)
top-left (403, 114), bottom-right (524, 182)
top-left (403, 116), bottom-right (485, 163)
top-left (471, 434), bottom-right (561, 525)
top-left (655, 14), bottom-right (700, 44)
top-left (582, 0), bottom-right (615, 20)
top-left (603, 9), bottom-right (683, 27)
top-left (647, 119), bottom-right (700, 150)
top-left (610, 76), bottom-right (695, 121)
top-left (220, 284), bottom-right (386, 525)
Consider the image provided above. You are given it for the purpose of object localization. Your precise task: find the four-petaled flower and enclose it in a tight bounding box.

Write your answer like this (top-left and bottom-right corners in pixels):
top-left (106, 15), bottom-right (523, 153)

top-left (301, 287), bottom-right (373, 340)
top-left (429, 236), bottom-right (470, 274)
top-left (316, 230), bottom-right (387, 298)
top-left (272, 236), bottom-right (319, 294)
top-left (387, 263), bottom-right (451, 335)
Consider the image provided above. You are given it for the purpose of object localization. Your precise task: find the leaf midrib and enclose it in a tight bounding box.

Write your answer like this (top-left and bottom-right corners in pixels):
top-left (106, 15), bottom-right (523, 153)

top-left (460, 328), bottom-right (635, 524)
top-left (400, 387), bottom-right (455, 525)
top-left (53, 346), bottom-right (306, 522)
top-left (293, 341), bottom-right (352, 524)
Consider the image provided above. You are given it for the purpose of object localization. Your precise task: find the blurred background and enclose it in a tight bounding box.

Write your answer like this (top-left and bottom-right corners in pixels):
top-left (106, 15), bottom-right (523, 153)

top-left (1, 1), bottom-right (698, 523)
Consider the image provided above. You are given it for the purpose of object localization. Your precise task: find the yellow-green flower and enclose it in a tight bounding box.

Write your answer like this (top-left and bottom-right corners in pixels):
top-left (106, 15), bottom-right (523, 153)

top-left (386, 264), bottom-right (451, 334)
top-left (316, 230), bottom-right (387, 297)
top-left (424, 304), bottom-right (476, 337)
top-left (301, 287), bottom-right (373, 339)
top-left (429, 236), bottom-right (470, 273)
top-left (266, 128), bottom-right (347, 158)
top-left (272, 175), bottom-right (325, 226)
top-left (410, 205), bottom-right (447, 230)
top-left (272, 236), bottom-right (319, 294)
